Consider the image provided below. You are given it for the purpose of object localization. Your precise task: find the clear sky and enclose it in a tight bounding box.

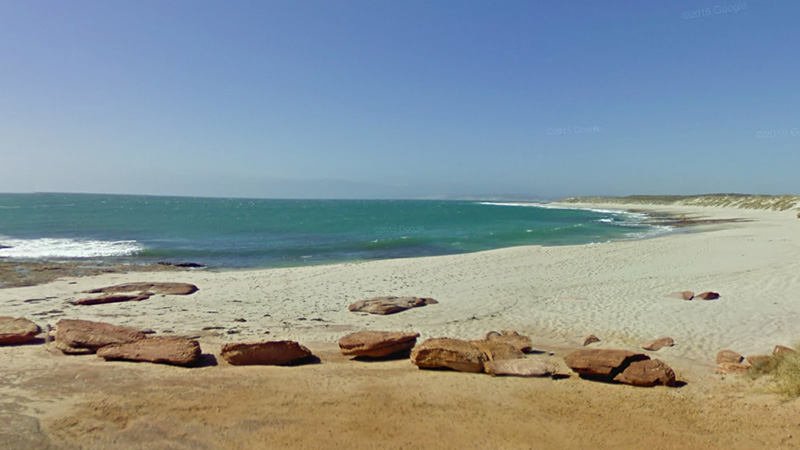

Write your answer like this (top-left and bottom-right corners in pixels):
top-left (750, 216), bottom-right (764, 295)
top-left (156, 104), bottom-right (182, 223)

top-left (1, 1), bottom-right (798, 199)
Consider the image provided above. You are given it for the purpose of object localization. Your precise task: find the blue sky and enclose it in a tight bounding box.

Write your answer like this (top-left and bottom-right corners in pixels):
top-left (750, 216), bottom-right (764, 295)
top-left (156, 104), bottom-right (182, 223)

top-left (1, 1), bottom-right (798, 199)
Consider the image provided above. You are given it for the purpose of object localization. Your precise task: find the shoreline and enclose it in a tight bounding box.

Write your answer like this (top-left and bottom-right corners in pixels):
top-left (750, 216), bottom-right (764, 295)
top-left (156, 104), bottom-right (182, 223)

top-left (3, 201), bottom-right (800, 448)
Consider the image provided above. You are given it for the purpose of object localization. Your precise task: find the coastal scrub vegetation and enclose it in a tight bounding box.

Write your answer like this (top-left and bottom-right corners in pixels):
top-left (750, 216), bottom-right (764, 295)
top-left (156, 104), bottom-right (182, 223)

top-left (748, 347), bottom-right (800, 398)
top-left (561, 194), bottom-right (800, 211)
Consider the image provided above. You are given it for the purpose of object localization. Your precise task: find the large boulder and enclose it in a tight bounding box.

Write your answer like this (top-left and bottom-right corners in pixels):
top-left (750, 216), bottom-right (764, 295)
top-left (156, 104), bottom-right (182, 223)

top-left (0, 316), bottom-right (41, 345)
top-left (411, 338), bottom-right (486, 373)
top-left (716, 349), bottom-right (743, 364)
top-left (85, 282), bottom-right (199, 296)
top-left (642, 337), bottom-right (675, 351)
top-left (485, 358), bottom-right (558, 377)
top-left (483, 330), bottom-right (533, 353)
top-left (338, 331), bottom-right (419, 358)
top-left (97, 337), bottom-right (201, 366)
top-left (564, 349), bottom-right (649, 377)
top-left (55, 319), bottom-right (146, 353)
top-left (613, 359), bottom-right (677, 387)
top-left (348, 296), bottom-right (438, 315)
top-left (221, 341), bottom-right (314, 366)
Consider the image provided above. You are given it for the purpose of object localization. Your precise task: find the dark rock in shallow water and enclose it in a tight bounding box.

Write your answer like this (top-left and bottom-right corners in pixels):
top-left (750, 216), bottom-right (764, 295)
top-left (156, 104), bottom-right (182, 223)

top-left (0, 244), bottom-right (11, 250)
top-left (157, 261), bottom-right (205, 268)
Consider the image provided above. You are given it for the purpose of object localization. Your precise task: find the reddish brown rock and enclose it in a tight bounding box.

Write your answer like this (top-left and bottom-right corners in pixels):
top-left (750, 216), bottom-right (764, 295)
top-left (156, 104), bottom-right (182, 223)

top-left (71, 293), bottom-right (153, 306)
top-left (696, 291), bottom-right (720, 300)
top-left (716, 349), bottom-right (744, 364)
top-left (410, 338), bottom-right (486, 373)
top-left (486, 358), bottom-right (557, 377)
top-left (0, 316), bottom-right (41, 345)
top-left (614, 359), bottom-right (677, 387)
top-left (746, 354), bottom-right (774, 371)
top-left (564, 349), bottom-right (649, 377)
top-left (483, 330), bottom-right (533, 353)
top-left (773, 345), bottom-right (797, 357)
top-left (348, 296), bottom-right (438, 315)
top-left (55, 319), bottom-right (146, 353)
top-left (85, 282), bottom-right (199, 296)
top-left (471, 340), bottom-right (525, 364)
top-left (715, 362), bottom-right (751, 375)
top-left (338, 331), bottom-right (419, 358)
top-left (97, 336), bottom-right (200, 366)
top-left (221, 341), bottom-right (314, 366)
top-left (667, 291), bottom-right (695, 300)
top-left (642, 337), bottom-right (675, 352)
top-left (582, 334), bottom-right (601, 346)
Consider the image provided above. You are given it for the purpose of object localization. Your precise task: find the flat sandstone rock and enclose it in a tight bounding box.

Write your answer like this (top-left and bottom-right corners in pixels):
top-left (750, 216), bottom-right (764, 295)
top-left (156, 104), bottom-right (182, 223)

top-left (483, 330), bottom-right (533, 353)
top-left (0, 316), bottom-right (41, 345)
top-left (485, 358), bottom-right (557, 377)
top-left (221, 341), bottom-right (314, 366)
top-left (338, 331), bottom-right (420, 358)
top-left (55, 319), bottom-right (146, 353)
top-left (613, 359), bottom-right (677, 387)
top-left (564, 348), bottom-right (649, 377)
top-left (411, 338), bottom-right (487, 373)
top-left (641, 337), bottom-right (675, 352)
top-left (97, 336), bottom-right (201, 366)
top-left (348, 296), bottom-right (438, 315)
top-left (72, 293), bottom-right (153, 306)
top-left (85, 282), bottom-right (199, 296)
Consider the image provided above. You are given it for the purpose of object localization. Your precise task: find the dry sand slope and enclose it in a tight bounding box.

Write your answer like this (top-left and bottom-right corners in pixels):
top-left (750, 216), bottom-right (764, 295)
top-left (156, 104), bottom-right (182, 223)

top-left (2, 203), bottom-right (800, 448)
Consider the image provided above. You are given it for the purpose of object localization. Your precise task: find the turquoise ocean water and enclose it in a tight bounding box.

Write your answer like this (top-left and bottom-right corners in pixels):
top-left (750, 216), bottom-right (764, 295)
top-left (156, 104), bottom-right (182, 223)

top-left (0, 193), bottom-right (667, 268)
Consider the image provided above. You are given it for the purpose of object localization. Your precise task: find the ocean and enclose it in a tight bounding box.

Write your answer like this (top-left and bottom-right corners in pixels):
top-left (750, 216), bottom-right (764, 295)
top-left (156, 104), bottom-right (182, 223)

top-left (0, 193), bottom-right (668, 268)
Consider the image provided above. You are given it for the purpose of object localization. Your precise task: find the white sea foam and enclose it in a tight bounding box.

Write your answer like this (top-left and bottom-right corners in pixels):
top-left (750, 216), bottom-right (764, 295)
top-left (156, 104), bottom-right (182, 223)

top-left (0, 237), bottom-right (142, 258)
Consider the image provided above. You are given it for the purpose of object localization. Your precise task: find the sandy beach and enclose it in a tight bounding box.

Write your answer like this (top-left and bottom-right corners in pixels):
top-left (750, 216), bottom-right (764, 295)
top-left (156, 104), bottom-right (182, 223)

top-left (2, 202), bottom-right (800, 449)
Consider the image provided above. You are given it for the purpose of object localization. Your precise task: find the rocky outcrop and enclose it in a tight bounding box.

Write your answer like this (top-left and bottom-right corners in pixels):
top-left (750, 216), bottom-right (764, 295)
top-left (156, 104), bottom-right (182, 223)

top-left (71, 293), bottom-right (153, 306)
top-left (471, 340), bottom-right (525, 363)
top-left (97, 337), bottom-right (201, 366)
top-left (564, 349), bottom-right (649, 378)
top-left (55, 319), bottom-right (146, 353)
top-left (716, 349), bottom-right (744, 364)
top-left (338, 331), bottom-right (419, 358)
top-left (410, 338), bottom-right (487, 373)
top-left (485, 358), bottom-right (558, 377)
top-left (221, 341), bottom-right (315, 366)
top-left (85, 282), bottom-right (199, 296)
top-left (0, 316), bottom-right (41, 345)
top-left (696, 291), bottom-right (720, 300)
top-left (582, 334), bottom-right (601, 346)
top-left (641, 337), bottom-right (675, 351)
top-left (613, 359), bottom-right (676, 387)
top-left (483, 330), bottom-right (533, 353)
top-left (348, 296), bottom-right (438, 315)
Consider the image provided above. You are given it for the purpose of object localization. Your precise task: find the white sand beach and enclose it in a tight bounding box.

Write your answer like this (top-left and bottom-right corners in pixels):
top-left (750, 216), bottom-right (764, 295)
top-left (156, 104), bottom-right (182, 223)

top-left (2, 202), bottom-right (800, 449)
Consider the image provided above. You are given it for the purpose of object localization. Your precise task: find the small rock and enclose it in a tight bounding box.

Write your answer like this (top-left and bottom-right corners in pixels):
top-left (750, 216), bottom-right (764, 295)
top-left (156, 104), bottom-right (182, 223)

top-left (97, 337), bottom-right (201, 366)
top-left (715, 362), bottom-right (751, 375)
top-left (483, 330), bottom-right (533, 353)
top-left (338, 331), bottom-right (419, 358)
top-left (667, 291), bottom-right (694, 300)
top-left (348, 296), bottom-right (438, 315)
top-left (613, 359), bottom-right (677, 387)
top-left (410, 338), bottom-right (486, 373)
top-left (773, 345), bottom-right (797, 357)
top-left (0, 316), bottom-right (41, 345)
top-left (696, 291), bottom-right (720, 300)
top-left (485, 358), bottom-right (557, 377)
top-left (221, 341), bottom-right (314, 366)
top-left (642, 337), bottom-right (675, 352)
top-left (582, 334), bottom-right (601, 346)
top-left (233, 318), bottom-right (247, 323)
top-left (716, 349), bottom-right (744, 364)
